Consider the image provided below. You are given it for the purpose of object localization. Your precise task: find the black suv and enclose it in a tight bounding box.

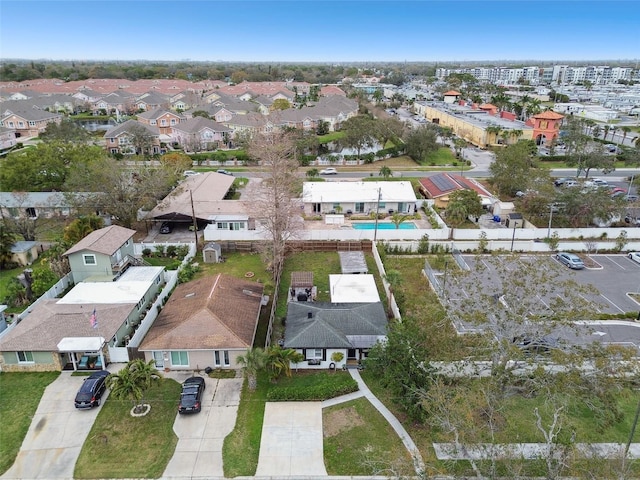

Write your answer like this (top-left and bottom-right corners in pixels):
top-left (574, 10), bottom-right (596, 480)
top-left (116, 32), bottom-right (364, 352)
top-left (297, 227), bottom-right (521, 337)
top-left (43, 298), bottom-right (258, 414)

top-left (74, 370), bottom-right (110, 409)
top-left (159, 222), bottom-right (171, 234)
top-left (178, 376), bottom-right (206, 414)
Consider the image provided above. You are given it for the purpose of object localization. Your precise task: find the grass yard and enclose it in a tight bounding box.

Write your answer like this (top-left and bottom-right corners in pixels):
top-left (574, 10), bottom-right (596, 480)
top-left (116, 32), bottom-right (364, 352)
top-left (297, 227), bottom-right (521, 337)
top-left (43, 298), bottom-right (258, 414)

top-left (195, 251), bottom-right (275, 295)
top-left (0, 372), bottom-right (60, 475)
top-left (0, 265), bottom-right (22, 305)
top-left (323, 397), bottom-right (414, 477)
top-left (74, 378), bottom-right (181, 479)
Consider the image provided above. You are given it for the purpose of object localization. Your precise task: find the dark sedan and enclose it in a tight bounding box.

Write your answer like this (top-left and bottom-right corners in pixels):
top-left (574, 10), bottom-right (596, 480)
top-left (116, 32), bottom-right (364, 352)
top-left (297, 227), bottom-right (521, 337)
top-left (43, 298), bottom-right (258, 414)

top-left (74, 370), bottom-right (110, 409)
top-left (178, 376), bottom-right (206, 414)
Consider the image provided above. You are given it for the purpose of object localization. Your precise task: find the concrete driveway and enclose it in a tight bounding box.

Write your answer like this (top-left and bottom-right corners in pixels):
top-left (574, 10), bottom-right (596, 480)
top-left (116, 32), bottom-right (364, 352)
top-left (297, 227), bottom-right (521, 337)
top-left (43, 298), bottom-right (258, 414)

top-left (162, 376), bottom-right (242, 479)
top-left (1, 371), bottom-right (107, 480)
top-left (255, 402), bottom-right (327, 477)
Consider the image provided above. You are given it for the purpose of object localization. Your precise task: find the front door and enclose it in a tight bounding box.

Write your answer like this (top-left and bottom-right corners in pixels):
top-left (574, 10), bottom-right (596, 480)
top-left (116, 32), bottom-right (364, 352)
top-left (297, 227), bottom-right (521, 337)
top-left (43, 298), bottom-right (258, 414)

top-left (347, 348), bottom-right (357, 360)
top-left (153, 351), bottom-right (164, 368)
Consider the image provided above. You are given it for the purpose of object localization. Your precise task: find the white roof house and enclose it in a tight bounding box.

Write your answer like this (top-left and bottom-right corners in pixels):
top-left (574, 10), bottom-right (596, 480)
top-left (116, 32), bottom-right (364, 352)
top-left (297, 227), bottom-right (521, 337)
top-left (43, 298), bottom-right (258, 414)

top-left (302, 181), bottom-right (417, 215)
top-left (329, 274), bottom-right (381, 303)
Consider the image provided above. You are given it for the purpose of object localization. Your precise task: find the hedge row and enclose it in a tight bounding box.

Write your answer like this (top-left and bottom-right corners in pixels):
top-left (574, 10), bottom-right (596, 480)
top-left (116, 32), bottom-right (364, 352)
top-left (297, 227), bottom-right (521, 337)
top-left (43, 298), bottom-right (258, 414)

top-left (266, 374), bottom-right (358, 401)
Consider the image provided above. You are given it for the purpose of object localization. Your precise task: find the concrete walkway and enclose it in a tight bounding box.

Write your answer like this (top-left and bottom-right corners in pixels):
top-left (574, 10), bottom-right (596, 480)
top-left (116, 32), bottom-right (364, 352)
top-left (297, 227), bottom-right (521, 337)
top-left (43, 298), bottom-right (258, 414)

top-left (323, 369), bottom-right (426, 476)
top-left (162, 375), bottom-right (242, 479)
top-left (255, 402), bottom-right (328, 477)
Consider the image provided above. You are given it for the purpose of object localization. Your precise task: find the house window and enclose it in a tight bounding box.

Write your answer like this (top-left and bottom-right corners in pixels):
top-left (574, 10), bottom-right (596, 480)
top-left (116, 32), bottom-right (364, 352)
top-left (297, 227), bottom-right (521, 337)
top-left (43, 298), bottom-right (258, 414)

top-left (28, 121), bottom-right (36, 126)
top-left (217, 222), bottom-right (228, 229)
top-left (170, 119), bottom-right (176, 125)
top-left (214, 350), bottom-right (230, 366)
top-left (307, 349), bottom-right (323, 359)
top-left (161, 119), bottom-right (167, 126)
top-left (17, 351), bottom-right (34, 363)
top-left (313, 203), bottom-right (321, 213)
top-left (25, 207), bottom-right (37, 218)
top-left (18, 122), bottom-right (24, 127)
top-left (378, 202), bottom-right (386, 210)
top-left (83, 254), bottom-right (96, 265)
top-left (355, 202), bottom-right (365, 213)
top-left (170, 351), bottom-right (189, 366)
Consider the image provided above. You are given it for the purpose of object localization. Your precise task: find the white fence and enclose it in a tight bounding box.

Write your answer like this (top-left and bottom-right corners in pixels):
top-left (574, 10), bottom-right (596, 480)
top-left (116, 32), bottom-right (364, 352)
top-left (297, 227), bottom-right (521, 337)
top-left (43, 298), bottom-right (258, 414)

top-left (372, 241), bottom-right (402, 321)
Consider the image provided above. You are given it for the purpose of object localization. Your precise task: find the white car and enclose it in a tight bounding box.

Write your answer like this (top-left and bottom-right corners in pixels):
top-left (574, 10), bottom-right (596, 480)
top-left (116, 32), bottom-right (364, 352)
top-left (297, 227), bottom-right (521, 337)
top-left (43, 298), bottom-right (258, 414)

top-left (183, 170), bottom-right (200, 177)
top-left (319, 168), bottom-right (337, 175)
top-left (628, 252), bottom-right (640, 264)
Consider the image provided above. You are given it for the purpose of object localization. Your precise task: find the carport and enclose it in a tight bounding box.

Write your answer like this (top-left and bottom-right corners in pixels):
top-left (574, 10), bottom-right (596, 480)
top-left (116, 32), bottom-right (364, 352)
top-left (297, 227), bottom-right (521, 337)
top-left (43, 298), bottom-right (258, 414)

top-left (57, 336), bottom-right (105, 371)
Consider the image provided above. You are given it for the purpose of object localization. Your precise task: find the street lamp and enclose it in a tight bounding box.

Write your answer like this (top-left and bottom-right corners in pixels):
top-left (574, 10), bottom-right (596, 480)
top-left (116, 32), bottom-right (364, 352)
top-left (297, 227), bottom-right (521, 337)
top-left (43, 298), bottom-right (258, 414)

top-left (510, 221), bottom-right (517, 252)
top-left (628, 175), bottom-right (635, 201)
top-left (547, 203), bottom-right (555, 238)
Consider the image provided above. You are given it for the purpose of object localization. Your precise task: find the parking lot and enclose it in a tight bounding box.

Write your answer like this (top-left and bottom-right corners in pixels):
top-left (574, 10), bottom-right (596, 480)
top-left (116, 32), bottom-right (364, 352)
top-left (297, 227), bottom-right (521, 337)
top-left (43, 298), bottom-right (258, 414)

top-left (450, 254), bottom-right (640, 316)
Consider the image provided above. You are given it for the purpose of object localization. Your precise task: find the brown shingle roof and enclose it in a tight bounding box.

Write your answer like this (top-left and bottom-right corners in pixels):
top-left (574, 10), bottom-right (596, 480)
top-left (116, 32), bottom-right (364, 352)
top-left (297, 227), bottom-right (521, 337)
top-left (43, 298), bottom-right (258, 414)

top-left (64, 225), bottom-right (136, 256)
top-left (0, 300), bottom-right (135, 352)
top-left (139, 274), bottom-right (264, 351)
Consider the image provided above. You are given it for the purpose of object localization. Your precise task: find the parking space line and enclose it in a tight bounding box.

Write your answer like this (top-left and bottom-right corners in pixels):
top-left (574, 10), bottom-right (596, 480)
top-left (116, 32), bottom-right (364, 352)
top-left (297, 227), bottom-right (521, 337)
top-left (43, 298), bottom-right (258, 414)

top-left (600, 294), bottom-right (626, 314)
top-left (606, 255), bottom-right (626, 270)
top-left (536, 295), bottom-right (550, 310)
top-left (480, 259), bottom-right (491, 270)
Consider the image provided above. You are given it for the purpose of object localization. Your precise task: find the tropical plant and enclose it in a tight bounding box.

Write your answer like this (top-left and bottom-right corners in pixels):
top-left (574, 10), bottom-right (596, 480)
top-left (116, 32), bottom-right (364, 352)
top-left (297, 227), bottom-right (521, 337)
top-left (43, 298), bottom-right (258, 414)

top-left (0, 223), bottom-right (19, 269)
top-left (106, 359), bottom-right (162, 415)
top-left (62, 215), bottom-right (104, 246)
top-left (306, 168), bottom-right (319, 178)
top-left (485, 125), bottom-right (503, 146)
top-left (236, 347), bottom-right (266, 391)
top-left (379, 165), bottom-right (393, 179)
top-left (265, 345), bottom-right (303, 382)
top-left (390, 213), bottom-right (409, 229)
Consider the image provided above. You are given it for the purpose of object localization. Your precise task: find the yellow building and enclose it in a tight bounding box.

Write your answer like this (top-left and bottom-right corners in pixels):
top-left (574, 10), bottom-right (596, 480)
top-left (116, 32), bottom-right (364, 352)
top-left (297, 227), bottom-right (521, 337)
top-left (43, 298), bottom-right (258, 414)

top-left (413, 101), bottom-right (534, 148)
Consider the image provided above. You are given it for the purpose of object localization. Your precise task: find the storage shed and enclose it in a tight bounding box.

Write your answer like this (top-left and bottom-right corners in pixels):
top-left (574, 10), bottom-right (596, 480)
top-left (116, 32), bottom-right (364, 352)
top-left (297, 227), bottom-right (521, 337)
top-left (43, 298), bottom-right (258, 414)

top-left (338, 251), bottom-right (368, 274)
top-left (203, 243), bottom-right (222, 263)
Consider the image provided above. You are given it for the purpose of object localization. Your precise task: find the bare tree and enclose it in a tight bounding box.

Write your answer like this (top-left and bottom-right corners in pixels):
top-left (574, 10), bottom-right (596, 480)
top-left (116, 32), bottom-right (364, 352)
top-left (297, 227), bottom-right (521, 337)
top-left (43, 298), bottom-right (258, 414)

top-left (246, 131), bottom-right (303, 278)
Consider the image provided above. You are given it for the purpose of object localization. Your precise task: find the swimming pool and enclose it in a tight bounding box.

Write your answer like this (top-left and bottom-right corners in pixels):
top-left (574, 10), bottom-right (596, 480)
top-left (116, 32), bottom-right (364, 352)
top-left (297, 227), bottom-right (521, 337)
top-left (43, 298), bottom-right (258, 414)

top-left (352, 222), bottom-right (417, 230)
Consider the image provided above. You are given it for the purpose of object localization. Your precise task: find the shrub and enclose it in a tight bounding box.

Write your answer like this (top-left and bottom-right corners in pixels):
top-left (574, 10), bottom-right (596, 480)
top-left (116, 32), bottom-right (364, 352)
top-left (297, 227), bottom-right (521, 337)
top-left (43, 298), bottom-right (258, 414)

top-left (142, 248), bottom-right (152, 257)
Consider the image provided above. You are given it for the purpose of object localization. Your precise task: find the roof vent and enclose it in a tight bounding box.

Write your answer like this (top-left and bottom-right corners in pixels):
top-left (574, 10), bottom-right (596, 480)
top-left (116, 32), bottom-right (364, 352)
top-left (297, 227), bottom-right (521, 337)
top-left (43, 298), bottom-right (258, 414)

top-left (308, 312), bottom-right (313, 319)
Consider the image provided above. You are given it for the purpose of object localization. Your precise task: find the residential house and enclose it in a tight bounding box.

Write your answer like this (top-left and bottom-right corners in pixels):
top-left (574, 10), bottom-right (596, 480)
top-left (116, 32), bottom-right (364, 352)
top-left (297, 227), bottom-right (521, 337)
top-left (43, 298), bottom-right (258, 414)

top-left (147, 172), bottom-right (244, 230)
top-left (103, 119), bottom-right (162, 155)
top-left (170, 116), bottom-right (231, 152)
top-left (169, 90), bottom-right (202, 111)
top-left (137, 107), bottom-right (184, 136)
top-left (92, 91), bottom-right (136, 116)
top-left (418, 173), bottom-right (495, 208)
top-left (63, 225), bottom-right (138, 283)
top-left (301, 181), bottom-right (417, 216)
top-left (0, 192), bottom-right (99, 220)
top-left (0, 107), bottom-right (62, 138)
top-left (135, 91), bottom-right (170, 112)
top-left (0, 126), bottom-right (17, 152)
top-left (284, 301), bottom-right (387, 369)
top-left (138, 273), bottom-right (265, 371)
top-left (0, 266), bottom-right (165, 372)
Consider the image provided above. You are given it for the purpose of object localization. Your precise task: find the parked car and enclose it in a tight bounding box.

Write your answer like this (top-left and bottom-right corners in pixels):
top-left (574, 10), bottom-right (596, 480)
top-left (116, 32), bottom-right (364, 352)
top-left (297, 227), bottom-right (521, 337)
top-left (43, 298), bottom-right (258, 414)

top-left (159, 222), bottom-right (171, 234)
top-left (554, 177), bottom-right (572, 187)
top-left (628, 252), bottom-right (640, 264)
top-left (178, 376), bottom-right (206, 414)
top-left (625, 214), bottom-right (640, 225)
top-left (513, 335), bottom-right (559, 355)
top-left (556, 252), bottom-right (585, 270)
top-left (609, 187), bottom-right (627, 195)
top-left (74, 370), bottom-right (110, 409)
top-left (183, 170), bottom-right (199, 177)
top-left (319, 167), bottom-right (338, 175)
top-left (591, 178), bottom-right (609, 188)
top-left (216, 169), bottom-right (233, 176)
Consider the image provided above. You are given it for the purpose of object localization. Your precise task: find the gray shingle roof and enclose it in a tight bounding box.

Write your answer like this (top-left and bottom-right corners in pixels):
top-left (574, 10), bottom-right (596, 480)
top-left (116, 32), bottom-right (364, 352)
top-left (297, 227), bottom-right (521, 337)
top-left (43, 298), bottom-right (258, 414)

top-left (284, 302), bottom-right (387, 349)
top-left (171, 116), bottom-right (231, 134)
top-left (103, 119), bottom-right (159, 137)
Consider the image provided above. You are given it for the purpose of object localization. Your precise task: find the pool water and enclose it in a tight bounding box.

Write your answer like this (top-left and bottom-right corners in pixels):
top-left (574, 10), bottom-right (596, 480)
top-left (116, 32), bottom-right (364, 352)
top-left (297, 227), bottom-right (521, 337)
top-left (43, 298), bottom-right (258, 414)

top-left (352, 222), bottom-right (417, 230)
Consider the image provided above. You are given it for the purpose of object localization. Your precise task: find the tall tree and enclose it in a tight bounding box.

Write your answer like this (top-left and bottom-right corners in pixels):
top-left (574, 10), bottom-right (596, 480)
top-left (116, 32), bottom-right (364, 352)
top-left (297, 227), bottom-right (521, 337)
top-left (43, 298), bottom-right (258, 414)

top-left (445, 189), bottom-right (484, 226)
top-left (0, 222), bottom-right (19, 269)
top-left (489, 141), bottom-right (541, 196)
top-left (339, 115), bottom-right (378, 160)
top-left (40, 118), bottom-right (90, 144)
top-left (403, 125), bottom-right (439, 164)
top-left (378, 165), bottom-right (393, 179)
top-left (246, 131), bottom-right (302, 277)
top-left (63, 215), bottom-right (104, 245)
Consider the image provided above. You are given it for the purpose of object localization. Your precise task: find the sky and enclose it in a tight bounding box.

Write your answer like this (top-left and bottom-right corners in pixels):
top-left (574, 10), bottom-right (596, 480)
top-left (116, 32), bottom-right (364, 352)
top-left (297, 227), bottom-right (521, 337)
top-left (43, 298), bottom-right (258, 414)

top-left (1, 0), bottom-right (639, 63)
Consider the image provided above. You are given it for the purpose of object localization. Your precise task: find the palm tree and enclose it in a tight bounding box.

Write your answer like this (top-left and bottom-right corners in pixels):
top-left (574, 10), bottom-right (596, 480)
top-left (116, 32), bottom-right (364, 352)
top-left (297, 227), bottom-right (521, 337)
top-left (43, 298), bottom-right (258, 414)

top-left (603, 125), bottom-right (611, 141)
top-left (485, 125), bottom-right (502, 146)
top-left (0, 224), bottom-right (18, 269)
top-left (266, 345), bottom-right (303, 382)
top-left (500, 130), bottom-right (510, 146)
top-left (236, 347), bottom-right (266, 391)
top-left (525, 98), bottom-right (542, 118)
top-left (391, 213), bottom-right (409, 229)
top-left (621, 126), bottom-right (631, 145)
top-left (379, 165), bottom-right (392, 179)
top-left (510, 129), bottom-right (523, 144)
top-left (106, 359), bottom-right (162, 414)
top-left (63, 215), bottom-right (104, 245)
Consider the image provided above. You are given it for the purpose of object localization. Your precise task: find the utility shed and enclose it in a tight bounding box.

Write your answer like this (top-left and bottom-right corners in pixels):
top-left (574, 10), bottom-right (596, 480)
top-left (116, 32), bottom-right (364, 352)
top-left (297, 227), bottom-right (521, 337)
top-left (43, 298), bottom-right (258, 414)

top-left (203, 243), bottom-right (222, 263)
top-left (338, 251), bottom-right (368, 274)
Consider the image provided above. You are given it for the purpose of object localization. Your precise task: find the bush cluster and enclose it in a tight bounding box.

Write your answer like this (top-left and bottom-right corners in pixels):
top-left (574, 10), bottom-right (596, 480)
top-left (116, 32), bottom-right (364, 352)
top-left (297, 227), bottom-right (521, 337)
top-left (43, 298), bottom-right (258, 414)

top-left (266, 373), bottom-right (358, 401)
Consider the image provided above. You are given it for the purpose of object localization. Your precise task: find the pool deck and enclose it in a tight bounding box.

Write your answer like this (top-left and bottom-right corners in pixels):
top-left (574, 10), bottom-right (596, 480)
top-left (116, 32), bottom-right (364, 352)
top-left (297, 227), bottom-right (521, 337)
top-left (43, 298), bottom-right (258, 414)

top-left (302, 210), bottom-right (433, 231)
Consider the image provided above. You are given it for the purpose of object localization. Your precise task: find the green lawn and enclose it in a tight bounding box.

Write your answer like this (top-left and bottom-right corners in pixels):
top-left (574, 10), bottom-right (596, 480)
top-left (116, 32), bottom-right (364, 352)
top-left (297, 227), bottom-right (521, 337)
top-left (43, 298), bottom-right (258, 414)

top-left (0, 266), bottom-right (22, 306)
top-left (0, 372), bottom-right (60, 475)
top-left (323, 397), bottom-right (414, 477)
top-left (74, 378), bottom-right (181, 479)
top-left (195, 251), bottom-right (275, 295)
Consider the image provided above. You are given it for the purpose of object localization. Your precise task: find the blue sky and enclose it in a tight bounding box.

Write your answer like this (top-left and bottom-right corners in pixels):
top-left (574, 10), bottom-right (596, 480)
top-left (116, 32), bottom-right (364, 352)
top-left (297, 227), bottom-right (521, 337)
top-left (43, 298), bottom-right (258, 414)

top-left (1, 1), bottom-right (638, 62)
